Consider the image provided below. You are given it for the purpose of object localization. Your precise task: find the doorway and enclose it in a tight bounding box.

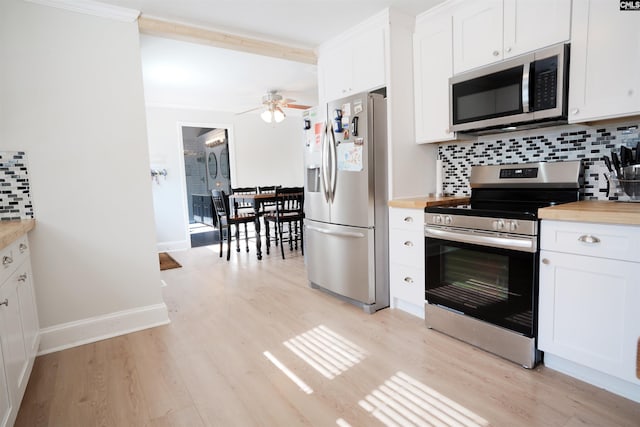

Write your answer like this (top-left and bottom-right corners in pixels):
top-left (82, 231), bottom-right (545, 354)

top-left (182, 126), bottom-right (231, 247)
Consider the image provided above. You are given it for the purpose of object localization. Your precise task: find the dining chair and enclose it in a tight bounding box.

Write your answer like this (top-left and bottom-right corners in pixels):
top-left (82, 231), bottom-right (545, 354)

top-left (258, 185), bottom-right (281, 251)
top-left (211, 189), bottom-right (256, 260)
top-left (231, 186), bottom-right (258, 244)
top-left (263, 187), bottom-right (304, 259)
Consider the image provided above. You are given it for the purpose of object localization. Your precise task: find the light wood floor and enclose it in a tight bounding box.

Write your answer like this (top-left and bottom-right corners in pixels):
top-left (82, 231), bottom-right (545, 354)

top-left (15, 245), bottom-right (640, 426)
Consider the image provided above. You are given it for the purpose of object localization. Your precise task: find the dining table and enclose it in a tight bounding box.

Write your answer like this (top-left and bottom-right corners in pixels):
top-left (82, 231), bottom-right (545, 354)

top-left (228, 192), bottom-right (303, 260)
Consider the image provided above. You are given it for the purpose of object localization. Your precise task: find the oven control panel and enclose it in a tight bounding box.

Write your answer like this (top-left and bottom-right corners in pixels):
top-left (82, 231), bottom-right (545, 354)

top-left (425, 214), bottom-right (537, 236)
top-left (499, 167), bottom-right (539, 179)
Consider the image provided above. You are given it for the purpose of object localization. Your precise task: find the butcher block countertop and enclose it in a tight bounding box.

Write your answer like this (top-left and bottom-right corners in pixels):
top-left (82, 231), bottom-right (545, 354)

top-left (388, 195), bottom-right (470, 209)
top-left (0, 219), bottom-right (35, 251)
top-left (538, 201), bottom-right (640, 225)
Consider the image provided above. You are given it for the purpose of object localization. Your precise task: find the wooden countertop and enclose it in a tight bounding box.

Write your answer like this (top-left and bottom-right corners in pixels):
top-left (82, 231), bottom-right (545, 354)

top-left (0, 219), bottom-right (35, 251)
top-left (538, 200), bottom-right (640, 225)
top-left (388, 195), bottom-right (470, 209)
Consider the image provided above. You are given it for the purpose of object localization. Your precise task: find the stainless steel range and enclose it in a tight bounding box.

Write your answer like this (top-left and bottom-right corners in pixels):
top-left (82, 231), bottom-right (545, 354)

top-left (424, 161), bottom-right (582, 368)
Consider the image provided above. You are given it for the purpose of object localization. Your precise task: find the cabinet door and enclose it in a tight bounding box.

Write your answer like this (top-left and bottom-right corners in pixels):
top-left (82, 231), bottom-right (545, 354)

top-left (16, 264), bottom-right (38, 360)
top-left (0, 345), bottom-right (11, 427)
top-left (503, 0), bottom-right (570, 58)
top-left (569, 0), bottom-right (640, 122)
top-left (452, 0), bottom-right (503, 73)
top-left (350, 23), bottom-right (386, 94)
top-left (539, 250), bottom-right (640, 385)
top-left (0, 276), bottom-right (28, 409)
top-left (414, 12), bottom-right (456, 143)
top-left (321, 46), bottom-right (352, 102)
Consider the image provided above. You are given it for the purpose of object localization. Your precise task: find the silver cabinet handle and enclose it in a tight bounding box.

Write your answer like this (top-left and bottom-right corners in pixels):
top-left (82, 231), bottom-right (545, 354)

top-left (571, 108), bottom-right (579, 115)
top-left (578, 235), bottom-right (600, 244)
top-left (505, 46), bottom-right (512, 53)
top-left (403, 216), bottom-right (413, 223)
top-left (403, 241), bottom-right (414, 247)
top-left (493, 50), bottom-right (500, 56)
top-left (403, 277), bottom-right (414, 284)
top-left (0, 299), bottom-right (7, 307)
top-left (18, 273), bottom-right (27, 283)
top-left (541, 258), bottom-right (550, 265)
top-left (19, 243), bottom-right (27, 253)
top-left (2, 256), bottom-right (12, 266)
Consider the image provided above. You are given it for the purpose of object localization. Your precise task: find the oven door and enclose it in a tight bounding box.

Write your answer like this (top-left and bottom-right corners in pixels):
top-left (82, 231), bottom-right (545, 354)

top-left (425, 230), bottom-right (538, 337)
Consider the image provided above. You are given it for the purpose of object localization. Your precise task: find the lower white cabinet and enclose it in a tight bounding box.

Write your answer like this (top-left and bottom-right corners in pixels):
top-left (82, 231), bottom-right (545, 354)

top-left (0, 234), bottom-right (39, 427)
top-left (539, 220), bottom-right (640, 402)
top-left (389, 207), bottom-right (425, 318)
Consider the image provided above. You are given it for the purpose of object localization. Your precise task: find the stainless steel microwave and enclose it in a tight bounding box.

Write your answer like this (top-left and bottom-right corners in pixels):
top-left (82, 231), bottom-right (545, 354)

top-left (450, 43), bottom-right (569, 133)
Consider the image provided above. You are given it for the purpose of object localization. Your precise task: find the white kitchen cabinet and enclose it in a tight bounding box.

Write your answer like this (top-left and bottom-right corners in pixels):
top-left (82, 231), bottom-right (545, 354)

top-left (389, 207), bottom-right (425, 318)
top-left (539, 220), bottom-right (640, 403)
top-left (568, 0), bottom-right (640, 123)
top-left (318, 13), bottom-right (386, 103)
top-left (0, 234), bottom-right (39, 427)
top-left (413, 5), bottom-right (457, 144)
top-left (0, 344), bottom-right (10, 427)
top-left (452, 0), bottom-right (571, 74)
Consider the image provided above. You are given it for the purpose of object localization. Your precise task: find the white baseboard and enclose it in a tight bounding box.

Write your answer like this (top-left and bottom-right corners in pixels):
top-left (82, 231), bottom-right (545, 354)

top-left (544, 354), bottom-right (640, 403)
top-left (157, 240), bottom-right (190, 252)
top-left (38, 303), bottom-right (170, 355)
top-left (391, 298), bottom-right (425, 319)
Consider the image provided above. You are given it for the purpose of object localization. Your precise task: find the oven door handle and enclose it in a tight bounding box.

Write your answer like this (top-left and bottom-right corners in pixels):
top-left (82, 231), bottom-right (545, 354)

top-left (425, 227), bottom-right (537, 253)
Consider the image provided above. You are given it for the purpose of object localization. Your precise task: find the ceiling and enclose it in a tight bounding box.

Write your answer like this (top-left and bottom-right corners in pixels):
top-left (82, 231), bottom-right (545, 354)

top-left (98, 0), bottom-right (445, 114)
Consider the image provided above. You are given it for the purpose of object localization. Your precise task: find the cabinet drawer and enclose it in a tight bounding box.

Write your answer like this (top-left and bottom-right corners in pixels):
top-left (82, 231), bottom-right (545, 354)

top-left (541, 220), bottom-right (640, 263)
top-left (390, 263), bottom-right (425, 306)
top-left (389, 208), bottom-right (424, 232)
top-left (389, 229), bottom-right (424, 266)
top-left (1, 236), bottom-right (29, 285)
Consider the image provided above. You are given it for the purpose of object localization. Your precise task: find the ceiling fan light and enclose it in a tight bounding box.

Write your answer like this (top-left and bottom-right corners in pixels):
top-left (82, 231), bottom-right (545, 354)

top-left (261, 109), bottom-right (273, 123)
top-left (274, 106), bottom-right (286, 123)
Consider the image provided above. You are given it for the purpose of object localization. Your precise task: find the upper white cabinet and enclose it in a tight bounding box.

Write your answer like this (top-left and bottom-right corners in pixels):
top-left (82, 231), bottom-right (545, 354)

top-left (414, 5), bottom-right (457, 143)
top-left (318, 13), bottom-right (387, 103)
top-left (452, 0), bottom-right (571, 74)
top-left (569, 0), bottom-right (640, 123)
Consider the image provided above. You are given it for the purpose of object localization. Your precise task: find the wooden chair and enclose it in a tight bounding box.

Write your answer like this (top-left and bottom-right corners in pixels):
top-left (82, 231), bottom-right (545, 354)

top-left (211, 189), bottom-right (256, 260)
top-left (263, 187), bottom-right (304, 259)
top-left (231, 186), bottom-right (258, 243)
top-left (258, 185), bottom-right (281, 251)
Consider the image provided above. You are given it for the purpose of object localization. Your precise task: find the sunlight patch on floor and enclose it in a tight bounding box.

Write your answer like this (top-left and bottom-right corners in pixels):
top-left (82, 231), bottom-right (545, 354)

top-left (358, 371), bottom-right (489, 427)
top-left (284, 325), bottom-right (367, 379)
top-left (263, 351), bottom-right (313, 395)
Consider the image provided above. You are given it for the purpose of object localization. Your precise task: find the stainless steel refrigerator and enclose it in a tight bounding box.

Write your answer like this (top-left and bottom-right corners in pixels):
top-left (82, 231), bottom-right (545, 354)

top-left (303, 92), bottom-right (389, 313)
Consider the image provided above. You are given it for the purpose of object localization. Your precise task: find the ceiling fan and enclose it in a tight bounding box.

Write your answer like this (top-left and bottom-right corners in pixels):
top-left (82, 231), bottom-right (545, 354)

top-left (238, 90), bottom-right (311, 123)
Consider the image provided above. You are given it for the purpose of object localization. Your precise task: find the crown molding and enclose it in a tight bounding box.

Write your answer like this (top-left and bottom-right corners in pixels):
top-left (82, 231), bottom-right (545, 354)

top-left (24, 0), bottom-right (140, 22)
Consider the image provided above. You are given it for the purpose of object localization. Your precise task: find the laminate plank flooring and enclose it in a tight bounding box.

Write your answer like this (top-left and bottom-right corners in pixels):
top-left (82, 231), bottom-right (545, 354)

top-left (15, 245), bottom-right (640, 426)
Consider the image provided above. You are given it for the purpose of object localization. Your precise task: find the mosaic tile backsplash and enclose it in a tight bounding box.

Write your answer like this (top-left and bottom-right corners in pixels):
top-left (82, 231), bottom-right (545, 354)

top-left (0, 151), bottom-right (34, 220)
top-left (437, 120), bottom-right (640, 201)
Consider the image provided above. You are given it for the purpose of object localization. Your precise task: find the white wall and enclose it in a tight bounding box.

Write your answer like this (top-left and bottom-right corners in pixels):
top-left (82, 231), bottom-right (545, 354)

top-left (0, 0), bottom-right (168, 349)
top-left (145, 105), bottom-right (304, 251)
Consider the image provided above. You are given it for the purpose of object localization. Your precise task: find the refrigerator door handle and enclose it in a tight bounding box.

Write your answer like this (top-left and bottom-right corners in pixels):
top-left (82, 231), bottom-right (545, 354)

top-left (321, 121), bottom-right (330, 202)
top-left (305, 224), bottom-right (365, 239)
top-left (329, 120), bottom-right (338, 203)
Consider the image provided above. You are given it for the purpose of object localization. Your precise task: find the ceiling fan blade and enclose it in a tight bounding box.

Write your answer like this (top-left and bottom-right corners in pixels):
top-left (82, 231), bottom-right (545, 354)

top-left (285, 104), bottom-right (312, 110)
top-left (235, 105), bottom-right (263, 115)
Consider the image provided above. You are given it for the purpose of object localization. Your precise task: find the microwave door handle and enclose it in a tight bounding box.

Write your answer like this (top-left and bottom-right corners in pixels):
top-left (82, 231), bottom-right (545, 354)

top-left (522, 62), bottom-right (531, 113)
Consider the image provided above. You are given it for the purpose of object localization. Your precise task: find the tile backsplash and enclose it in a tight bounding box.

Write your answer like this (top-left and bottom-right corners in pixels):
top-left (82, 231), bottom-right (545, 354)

top-left (438, 120), bottom-right (640, 201)
top-left (0, 151), bottom-right (34, 220)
